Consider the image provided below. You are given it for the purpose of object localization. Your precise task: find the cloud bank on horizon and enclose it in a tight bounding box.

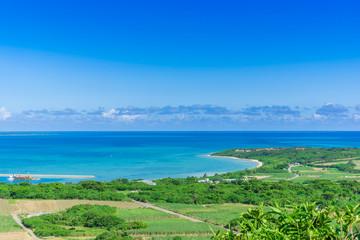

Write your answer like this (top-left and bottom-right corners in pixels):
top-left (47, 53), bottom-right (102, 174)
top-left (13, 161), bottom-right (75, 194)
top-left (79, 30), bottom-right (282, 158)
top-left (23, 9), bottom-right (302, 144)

top-left (1, 103), bottom-right (360, 131)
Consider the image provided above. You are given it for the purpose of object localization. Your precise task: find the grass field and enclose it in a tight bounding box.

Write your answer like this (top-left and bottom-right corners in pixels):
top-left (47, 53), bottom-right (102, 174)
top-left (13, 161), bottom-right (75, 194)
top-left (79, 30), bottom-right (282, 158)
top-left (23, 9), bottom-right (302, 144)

top-left (116, 206), bottom-right (221, 237)
top-left (1, 199), bottom-right (221, 239)
top-left (0, 214), bottom-right (23, 233)
top-left (129, 219), bottom-right (222, 235)
top-left (154, 202), bottom-right (254, 226)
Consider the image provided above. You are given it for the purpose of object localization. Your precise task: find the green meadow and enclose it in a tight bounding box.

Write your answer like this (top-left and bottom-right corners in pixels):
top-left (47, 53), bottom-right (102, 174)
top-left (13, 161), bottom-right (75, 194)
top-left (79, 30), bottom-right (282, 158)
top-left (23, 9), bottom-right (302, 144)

top-left (153, 203), bottom-right (253, 226)
top-left (0, 214), bottom-right (23, 233)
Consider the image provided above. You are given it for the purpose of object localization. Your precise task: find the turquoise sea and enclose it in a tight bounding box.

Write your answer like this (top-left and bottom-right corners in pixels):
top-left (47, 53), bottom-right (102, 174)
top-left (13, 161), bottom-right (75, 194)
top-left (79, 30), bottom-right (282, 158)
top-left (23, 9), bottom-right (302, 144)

top-left (0, 131), bottom-right (360, 183)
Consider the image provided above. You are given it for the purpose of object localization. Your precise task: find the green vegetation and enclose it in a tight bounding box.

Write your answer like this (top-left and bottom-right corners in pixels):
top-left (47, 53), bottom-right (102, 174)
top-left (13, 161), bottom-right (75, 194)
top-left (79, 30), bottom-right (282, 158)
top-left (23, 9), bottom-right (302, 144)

top-left (128, 219), bottom-right (221, 235)
top-left (154, 203), bottom-right (253, 225)
top-left (143, 236), bottom-right (211, 240)
top-left (0, 179), bottom-right (153, 201)
top-left (129, 177), bottom-right (360, 208)
top-left (212, 147), bottom-right (360, 178)
top-left (22, 204), bottom-right (146, 238)
top-left (20, 204), bottom-right (217, 239)
top-left (116, 206), bottom-right (218, 237)
top-left (214, 202), bottom-right (360, 240)
top-left (0, 214), bottom-right (22, 233)
top-left (116, 208), bottom-right (179, 221)
top-left (1, 148), bottom-right (360, 239)
top-left (291, 165), bottom-right (360, 183)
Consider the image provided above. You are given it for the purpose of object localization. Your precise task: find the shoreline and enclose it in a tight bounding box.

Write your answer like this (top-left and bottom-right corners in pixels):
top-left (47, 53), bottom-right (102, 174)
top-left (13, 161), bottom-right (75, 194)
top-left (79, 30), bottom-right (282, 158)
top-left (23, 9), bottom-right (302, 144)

top-left (205, 154), bottom-right (263, 169)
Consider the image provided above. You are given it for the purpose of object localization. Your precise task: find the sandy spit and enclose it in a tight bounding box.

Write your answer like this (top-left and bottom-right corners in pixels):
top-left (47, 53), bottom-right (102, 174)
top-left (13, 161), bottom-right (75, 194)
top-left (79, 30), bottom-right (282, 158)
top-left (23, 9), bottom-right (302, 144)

top-left (205, 154), bottom-right (263, 168)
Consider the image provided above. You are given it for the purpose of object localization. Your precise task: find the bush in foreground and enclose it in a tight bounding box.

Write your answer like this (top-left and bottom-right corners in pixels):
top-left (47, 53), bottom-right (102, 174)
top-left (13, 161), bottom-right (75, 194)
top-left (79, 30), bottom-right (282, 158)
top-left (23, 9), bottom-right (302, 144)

top-left (212, 202), bottom-right (360, 240)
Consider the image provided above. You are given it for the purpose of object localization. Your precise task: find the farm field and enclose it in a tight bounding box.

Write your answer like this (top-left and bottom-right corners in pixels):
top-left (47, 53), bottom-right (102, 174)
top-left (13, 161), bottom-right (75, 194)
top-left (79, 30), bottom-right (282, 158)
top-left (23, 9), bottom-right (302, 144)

top-left (291, 166), bottom-right (360, 183)
top-left (0, 200), bottom-right (27, 240)
top-left (0, 199), bottom-right (223, 240)
top-left (1, 199), bottom-right (140, 214)
top-left (0, 214), bottom-right (23, 233)
top-left (247, 172), bottom-right (294, 181)
top-left (154, 202), bottom-right (254, 226)
top-left (143, 236), bottom-right (211, 240)
top-left (0, 232), bottom-right (32, 240)
top-left (116, 208), bottom-right (179, 221)
top-left (129, 219), bottom-right (222, 235)
top-left (315, 159), bottom-right (360, 170)
top-left (118, 207), bottom-right (220, 237)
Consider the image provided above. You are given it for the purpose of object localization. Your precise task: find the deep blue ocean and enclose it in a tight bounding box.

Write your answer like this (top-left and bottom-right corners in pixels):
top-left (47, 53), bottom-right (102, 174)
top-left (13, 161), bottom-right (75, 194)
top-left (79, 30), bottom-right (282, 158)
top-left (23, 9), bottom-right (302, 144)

top-left (0, 131), bottom-right (360, 183)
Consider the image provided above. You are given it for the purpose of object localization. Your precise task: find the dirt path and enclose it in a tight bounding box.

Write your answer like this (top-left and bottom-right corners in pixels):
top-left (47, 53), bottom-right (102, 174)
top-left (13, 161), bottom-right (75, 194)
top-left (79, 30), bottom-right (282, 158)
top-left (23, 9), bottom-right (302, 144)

top-left (134, 200), bottom-right (203, 222)
top-left (133, 200), bottom-right (235, 234)
top-left (11, 213), bottom-right (40, 240)
top-left (8, 199), bottom-right (229, 239)
top-left (287, 164), bottom-right (300, 180)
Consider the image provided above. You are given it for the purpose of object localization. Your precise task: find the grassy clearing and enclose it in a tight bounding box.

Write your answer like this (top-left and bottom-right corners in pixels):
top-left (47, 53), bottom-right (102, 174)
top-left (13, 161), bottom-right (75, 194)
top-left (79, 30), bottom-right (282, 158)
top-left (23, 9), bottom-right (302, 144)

top-left (154, 203), bottom-right (253, 226)
top-left (0, 214), bottom-right (23, 233)
top-left (129, 219), bottom-right (222, 235)
top-left (116, 208), bottom-right (179, 221)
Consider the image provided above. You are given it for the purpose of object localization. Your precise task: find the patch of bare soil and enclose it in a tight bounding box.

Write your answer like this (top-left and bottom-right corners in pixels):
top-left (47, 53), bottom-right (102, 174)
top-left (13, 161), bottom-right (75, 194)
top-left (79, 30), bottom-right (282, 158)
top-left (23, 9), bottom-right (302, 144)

top-left (312, 167), bottom-right (324, 171)
top-left (0, 200), bottom-right (15, 213)
top-left (246, 175), bottom-right (271, 179)
top-left (0, 231), bottom-right (31, 240)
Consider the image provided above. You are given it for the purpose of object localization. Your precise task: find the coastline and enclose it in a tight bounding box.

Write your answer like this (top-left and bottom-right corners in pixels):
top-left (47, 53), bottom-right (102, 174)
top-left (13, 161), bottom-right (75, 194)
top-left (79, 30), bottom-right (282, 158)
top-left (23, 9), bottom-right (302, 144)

top-left (205, 154), bottom-right (263, 169)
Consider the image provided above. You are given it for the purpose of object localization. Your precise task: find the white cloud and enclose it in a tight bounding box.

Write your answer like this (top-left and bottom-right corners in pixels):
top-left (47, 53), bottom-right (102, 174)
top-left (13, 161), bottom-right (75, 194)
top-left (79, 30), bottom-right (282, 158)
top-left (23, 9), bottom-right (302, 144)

top-left (102, 108), bottom-right (119, 119)
top-left (354, 114), bottom-right (360, 121)
top-left (116, 114), bottom-right (147, 122)
top-left (313, 113), bottom-right (325, 120)
top-left (0, 107), bottom-right (11, 120)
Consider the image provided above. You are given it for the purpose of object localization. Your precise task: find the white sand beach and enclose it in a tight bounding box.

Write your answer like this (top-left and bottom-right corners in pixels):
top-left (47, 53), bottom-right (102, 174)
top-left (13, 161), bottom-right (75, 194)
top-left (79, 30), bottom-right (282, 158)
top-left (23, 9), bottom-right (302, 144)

top-left (205, 154), bottom-right (263, 168)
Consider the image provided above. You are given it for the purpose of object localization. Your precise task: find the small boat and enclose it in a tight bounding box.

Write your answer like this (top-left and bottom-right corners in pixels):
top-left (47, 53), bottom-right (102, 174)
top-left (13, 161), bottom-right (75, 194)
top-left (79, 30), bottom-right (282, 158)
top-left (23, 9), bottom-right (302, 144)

top-left (13, 173), bottom-right (40, 181)
top-left (7, 175), bottom-right (14, 181)
top-left (14, 175), bottom-right (40, 181)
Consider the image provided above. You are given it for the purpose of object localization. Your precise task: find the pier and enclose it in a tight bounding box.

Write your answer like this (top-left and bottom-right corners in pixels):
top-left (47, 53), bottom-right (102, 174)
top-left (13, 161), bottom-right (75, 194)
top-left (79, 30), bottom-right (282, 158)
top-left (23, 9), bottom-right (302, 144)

top-left (0, 174), bottom-right (95, 179)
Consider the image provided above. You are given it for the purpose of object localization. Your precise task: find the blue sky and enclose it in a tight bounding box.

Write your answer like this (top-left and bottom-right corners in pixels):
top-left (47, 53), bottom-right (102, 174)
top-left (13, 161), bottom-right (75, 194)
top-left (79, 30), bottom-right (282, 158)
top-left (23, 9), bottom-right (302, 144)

top-left (0, 0), bottom-right (359, 130)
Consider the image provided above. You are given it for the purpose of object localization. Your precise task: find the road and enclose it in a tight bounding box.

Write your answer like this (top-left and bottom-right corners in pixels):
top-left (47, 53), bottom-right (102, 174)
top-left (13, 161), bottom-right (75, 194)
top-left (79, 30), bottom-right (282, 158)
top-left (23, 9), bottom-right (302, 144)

top-left (11, 213), bottom-right (40, 240)
top-left (287, 164), bottom-right (300, 180)
top-left (132, 200), bottom-right (238, 234)
top-left (134, 200), bottom-right (203, 222)
top-left (10, 200), bottom-right (231, 239)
